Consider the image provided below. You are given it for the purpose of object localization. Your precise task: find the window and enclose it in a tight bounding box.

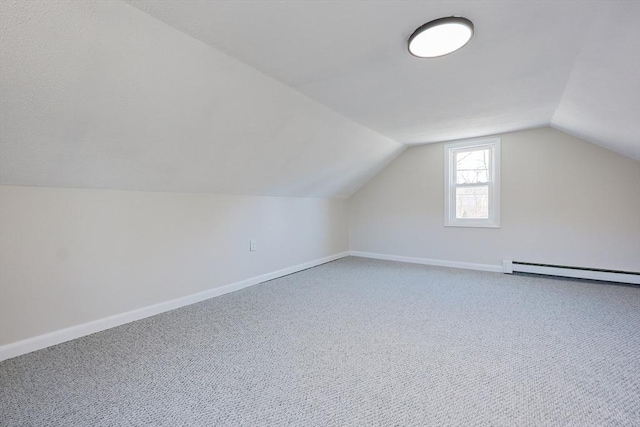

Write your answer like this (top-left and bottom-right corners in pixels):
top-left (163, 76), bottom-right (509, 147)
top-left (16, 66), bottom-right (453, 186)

top-left (444, 138), bottom-right (500, 227)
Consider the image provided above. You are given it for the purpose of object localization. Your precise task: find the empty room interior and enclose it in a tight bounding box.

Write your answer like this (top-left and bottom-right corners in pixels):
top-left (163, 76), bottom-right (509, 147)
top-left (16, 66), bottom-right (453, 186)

top-left (1, 1), bottom-right (639, 425)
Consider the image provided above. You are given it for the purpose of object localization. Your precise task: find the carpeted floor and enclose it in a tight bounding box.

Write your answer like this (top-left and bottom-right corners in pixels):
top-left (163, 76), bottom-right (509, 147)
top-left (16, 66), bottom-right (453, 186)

top-left (1, 257), bottom-right (639, 426)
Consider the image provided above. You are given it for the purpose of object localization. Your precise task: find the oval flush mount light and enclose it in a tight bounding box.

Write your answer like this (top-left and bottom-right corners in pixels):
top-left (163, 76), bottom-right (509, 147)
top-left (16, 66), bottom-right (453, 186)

top-left (408, 17), bottom-right (474, 58)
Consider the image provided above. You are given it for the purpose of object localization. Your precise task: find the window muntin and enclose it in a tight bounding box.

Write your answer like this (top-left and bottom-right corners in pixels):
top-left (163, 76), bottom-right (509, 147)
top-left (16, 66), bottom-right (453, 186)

top-left (445, 139), bottom-right (500, 227)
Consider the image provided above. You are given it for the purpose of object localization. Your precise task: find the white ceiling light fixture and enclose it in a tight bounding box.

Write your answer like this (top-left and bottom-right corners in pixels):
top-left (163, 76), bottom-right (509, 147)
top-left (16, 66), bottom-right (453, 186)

top-left (408, 17), bottom-right (474, 58)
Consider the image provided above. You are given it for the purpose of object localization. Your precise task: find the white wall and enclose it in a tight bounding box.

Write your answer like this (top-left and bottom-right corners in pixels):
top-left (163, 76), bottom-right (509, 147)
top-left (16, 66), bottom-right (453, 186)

top-left (349, 127), bottom-right (640, 272)
top-left (0, 185), bottom-right (348, 346)
top-left (3, 128), bottom-right (638, 351)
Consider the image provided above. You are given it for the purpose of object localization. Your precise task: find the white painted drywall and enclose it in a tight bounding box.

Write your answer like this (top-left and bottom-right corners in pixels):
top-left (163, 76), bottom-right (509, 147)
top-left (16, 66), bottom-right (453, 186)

top-left (349, 128), bottom-right (640, 272)
top-left (0, 186), bottom-right (348, 346)
top-left (552, 1), bottom-right (640, 160)
top-left (126, 1), bottom-right (640, 161)
top-left (0, 0), bottom-right (402, 198)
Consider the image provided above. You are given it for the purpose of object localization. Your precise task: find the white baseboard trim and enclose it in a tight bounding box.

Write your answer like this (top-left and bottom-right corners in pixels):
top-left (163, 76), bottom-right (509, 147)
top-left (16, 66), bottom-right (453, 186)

top-left (504, 260), bottom-right (640, 285)
top-left (349, 251), bottom-right (503, 273)
top-left (0, 251), bottom-right (350, 362)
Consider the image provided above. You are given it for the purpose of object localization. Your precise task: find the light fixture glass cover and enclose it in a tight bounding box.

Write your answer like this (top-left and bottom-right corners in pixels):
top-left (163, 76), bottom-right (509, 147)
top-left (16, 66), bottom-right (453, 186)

top-left (408, 17), bottom-right (474, 58)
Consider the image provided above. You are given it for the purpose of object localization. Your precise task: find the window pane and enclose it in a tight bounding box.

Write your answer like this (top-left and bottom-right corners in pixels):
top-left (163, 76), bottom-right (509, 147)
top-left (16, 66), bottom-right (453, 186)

top-left (455, 149), bottom-right (490, 184)
top-left (456, 170), bottom-right (488, 184)
top-left (456, 186), bottom-right (489, 219)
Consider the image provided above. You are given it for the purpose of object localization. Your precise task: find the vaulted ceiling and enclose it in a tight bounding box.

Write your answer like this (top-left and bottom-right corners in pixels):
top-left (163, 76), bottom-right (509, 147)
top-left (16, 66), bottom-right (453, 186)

top-left (126, 0), bottom-right (639, 159)
top-left (0, 1), bottom-right (403, 198)
top-left (1, 1), bottom-right (638, 199)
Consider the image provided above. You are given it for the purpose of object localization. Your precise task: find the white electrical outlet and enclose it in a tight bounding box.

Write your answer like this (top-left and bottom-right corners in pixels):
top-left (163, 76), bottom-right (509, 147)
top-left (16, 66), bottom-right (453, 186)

top-left (249, 240), bottom-right (257, 251)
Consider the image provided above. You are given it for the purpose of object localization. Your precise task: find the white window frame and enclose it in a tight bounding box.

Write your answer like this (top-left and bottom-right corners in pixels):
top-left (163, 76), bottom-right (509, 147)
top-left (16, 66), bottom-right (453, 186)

top-left (444, 137), bottom-right (501, 228)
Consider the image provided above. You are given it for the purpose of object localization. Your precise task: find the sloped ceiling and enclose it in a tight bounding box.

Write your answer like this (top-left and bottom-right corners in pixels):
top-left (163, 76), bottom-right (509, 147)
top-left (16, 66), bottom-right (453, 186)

top-left (1, 1), bottom-right (638, 201)
top-left (126, 0), bottom-right (640, 160)
top-left (552, 1), bottom-right (640, 160)
top-left (0, 1), bottom-right (403, 198)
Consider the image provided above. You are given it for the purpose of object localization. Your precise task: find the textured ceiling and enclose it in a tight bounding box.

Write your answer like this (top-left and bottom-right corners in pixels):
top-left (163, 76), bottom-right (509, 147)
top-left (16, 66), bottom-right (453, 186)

top-left (1, 1), bottom-right (638, 200)
top-left (551, 1), bottom-right (640, 160)
top-left (0, 1), bottom-right (403, 198)
top-left (127, 0), bottom-right (640, 160)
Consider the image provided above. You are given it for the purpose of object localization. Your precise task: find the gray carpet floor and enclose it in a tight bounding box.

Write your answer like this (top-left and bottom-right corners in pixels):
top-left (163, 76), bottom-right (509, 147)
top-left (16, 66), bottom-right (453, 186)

top-left (1, 257), bottom-right (639, 426)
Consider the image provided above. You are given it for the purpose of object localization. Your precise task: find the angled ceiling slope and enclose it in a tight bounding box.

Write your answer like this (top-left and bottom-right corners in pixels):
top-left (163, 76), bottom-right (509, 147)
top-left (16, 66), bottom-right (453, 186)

top-left (0, 1), bottom-right (403, 198)
top-left (552, 1), bottom-right (640, 160)
top-left (127, 0), bottom-right (640, 160)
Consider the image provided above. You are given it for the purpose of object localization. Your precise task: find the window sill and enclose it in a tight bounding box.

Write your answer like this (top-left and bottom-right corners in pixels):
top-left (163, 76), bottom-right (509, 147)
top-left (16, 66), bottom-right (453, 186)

top-left (445, 221), bottom-right (500, 228)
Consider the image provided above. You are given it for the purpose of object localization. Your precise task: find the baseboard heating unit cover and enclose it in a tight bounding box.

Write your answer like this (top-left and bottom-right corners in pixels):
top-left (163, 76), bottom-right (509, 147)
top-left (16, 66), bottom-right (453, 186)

top-left (503, 260), bottom-right (640, 285)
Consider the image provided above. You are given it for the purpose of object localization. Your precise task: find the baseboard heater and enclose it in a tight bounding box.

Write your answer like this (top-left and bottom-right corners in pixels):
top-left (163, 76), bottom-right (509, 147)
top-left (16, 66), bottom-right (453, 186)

top-left (503, 260), bottom-right (640, 285)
